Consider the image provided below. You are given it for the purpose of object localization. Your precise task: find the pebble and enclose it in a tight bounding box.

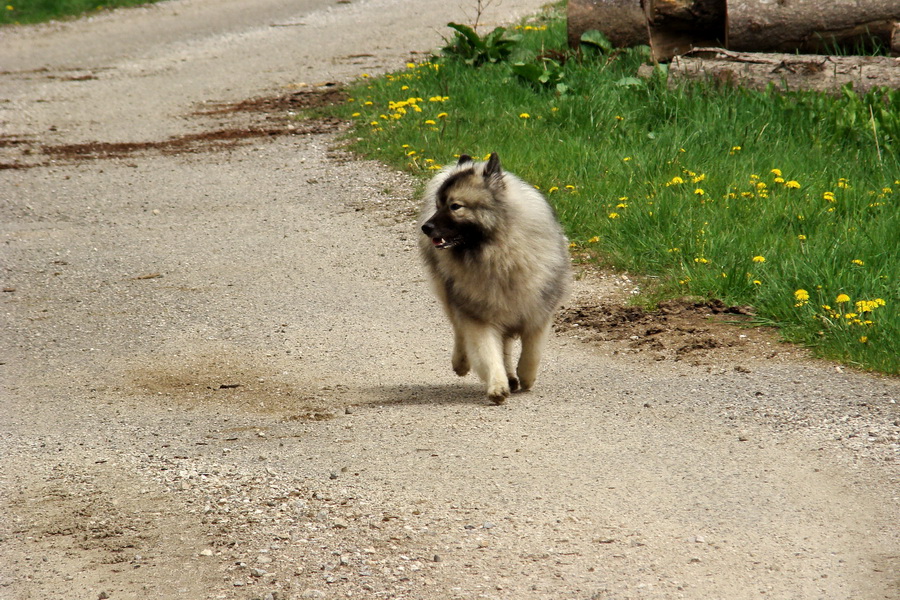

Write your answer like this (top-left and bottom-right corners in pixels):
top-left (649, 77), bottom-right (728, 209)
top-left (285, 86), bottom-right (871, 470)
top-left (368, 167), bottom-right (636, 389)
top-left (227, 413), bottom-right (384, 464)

top-left (199, 548), bottom-right (214, 557)
top-left (301, 590), bottom-right (325, 599)
top-left (250, 567), bottom-right (268, 577)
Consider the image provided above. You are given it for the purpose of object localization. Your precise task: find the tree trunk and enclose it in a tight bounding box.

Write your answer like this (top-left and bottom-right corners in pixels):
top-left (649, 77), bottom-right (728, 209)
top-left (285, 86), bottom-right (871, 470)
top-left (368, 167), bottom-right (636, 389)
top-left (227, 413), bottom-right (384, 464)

top-left (659, 48), bottom-right (900, 94)
top-left (727, 0), bottom-right (900, 54)
top-left (566, 0), bottom-right (648, 50)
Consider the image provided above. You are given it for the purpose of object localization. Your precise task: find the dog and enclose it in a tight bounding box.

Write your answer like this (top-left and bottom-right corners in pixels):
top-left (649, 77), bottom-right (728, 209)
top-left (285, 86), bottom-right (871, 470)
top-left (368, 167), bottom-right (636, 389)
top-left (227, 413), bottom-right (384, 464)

top-left (418, 152), bottom-right (571, 404)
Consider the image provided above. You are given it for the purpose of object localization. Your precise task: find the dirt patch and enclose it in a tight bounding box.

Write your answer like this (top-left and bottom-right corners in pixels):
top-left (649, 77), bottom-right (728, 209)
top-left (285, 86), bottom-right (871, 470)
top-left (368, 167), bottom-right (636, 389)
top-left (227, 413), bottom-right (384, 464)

top-left (193, 84), bottom-right (348, 115)
top-left (125, 350), bottom-right (345, 421)
top-left (3, 86), bottom-right (348, 168)
top-left (556, 295), bottom-right (799, 367)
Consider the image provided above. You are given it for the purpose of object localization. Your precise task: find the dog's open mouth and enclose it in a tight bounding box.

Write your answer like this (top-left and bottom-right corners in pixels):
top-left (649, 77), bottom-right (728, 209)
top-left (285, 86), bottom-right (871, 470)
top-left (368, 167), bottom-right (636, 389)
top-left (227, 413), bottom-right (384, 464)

top-left (432, 236), bottom-right (460, 250)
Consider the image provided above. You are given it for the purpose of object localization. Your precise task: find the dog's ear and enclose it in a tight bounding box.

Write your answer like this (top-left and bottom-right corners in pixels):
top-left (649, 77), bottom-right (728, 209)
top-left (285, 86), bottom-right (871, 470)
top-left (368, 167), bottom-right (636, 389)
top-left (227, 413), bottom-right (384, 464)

top-left (457, 154), bottom-right (473, 166)
top-left (484, 153), bottom-right (502, 179)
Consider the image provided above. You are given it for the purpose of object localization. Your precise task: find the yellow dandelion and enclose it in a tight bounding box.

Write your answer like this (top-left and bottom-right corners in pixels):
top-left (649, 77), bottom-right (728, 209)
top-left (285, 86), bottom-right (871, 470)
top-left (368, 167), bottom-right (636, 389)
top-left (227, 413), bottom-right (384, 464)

top-left (794, 289), bottom-right (810, 302)
top-left (436, 112), bottom-right (448, 118)
top-left (424, 119), bottom-right (436, 125)
top-left (623, 157), bottom-right (632, 162)
top-left (798, 234), bottom-right (807, 241)
top-left (588, 236), bottom-right (600, 243)
top-left (836, 294), bottom-right (851, 303)
top-left (519, 113), bottom-right (530, 119)
top-left (851, 259), bottom-right (864, 266)
top-left (694, 257), bottom-right (709, 264)
top-left (608, 212), bottom-right (620, 219)
top-left (859, 336), bottom-right (868, 343)
top-left (770, 168), bottom-right (782, 177)
top-left (773, 177), bottom-right (785, 184)
top-left (694, 188), bottom-right (705, 196)
top-left (752, 256), bottom-right (766, 263)
top-left (785, 180), bottom-right (801, 189)
top-left (753, 280), bottom-right (762, 286)
top-left (548, 186), bottom-right (559, 193)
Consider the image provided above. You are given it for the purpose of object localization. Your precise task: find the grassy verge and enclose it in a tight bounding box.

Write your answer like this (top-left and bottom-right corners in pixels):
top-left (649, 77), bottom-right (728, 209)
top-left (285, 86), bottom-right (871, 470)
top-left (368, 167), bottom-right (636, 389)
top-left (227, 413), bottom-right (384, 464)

top-left (1, 0), bottom-right (159, 25)
top-left (336, 9), bottom-right (900, 373)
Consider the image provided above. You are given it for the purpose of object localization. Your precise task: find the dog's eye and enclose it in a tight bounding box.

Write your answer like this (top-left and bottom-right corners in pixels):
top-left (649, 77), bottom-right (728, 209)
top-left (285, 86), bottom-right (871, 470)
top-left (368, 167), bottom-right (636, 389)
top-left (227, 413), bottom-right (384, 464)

top-left (449, 203), bottom-right (463, 211)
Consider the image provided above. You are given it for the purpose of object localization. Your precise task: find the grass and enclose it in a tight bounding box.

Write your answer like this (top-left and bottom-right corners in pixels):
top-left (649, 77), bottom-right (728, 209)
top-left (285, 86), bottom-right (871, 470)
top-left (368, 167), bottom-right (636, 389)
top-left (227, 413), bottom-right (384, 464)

top-left (0, 0), bottom-right (159, 25)
top-left (323, 5), bottom-right (899, 374)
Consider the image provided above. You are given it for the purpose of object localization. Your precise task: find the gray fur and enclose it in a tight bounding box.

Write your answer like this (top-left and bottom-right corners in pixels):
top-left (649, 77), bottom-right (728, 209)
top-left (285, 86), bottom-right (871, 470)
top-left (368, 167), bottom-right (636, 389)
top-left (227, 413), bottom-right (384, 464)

top-left (418, 153), bottom-right (571, 404)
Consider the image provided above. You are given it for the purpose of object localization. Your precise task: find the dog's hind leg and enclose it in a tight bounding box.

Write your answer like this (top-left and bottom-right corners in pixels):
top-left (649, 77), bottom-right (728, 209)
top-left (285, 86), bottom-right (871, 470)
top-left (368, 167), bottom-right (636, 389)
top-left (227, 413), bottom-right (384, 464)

top-left (464, 322), bottom-right (510, 404)
top-left (503, 336), bottom-right (520, 392)
top-left (517, 322), bottom-right (551, 391)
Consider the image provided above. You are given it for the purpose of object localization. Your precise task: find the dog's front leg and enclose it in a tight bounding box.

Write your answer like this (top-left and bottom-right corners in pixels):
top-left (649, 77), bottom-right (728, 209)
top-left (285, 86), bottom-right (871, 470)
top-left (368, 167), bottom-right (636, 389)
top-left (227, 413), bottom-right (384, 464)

top-left (463, 321), bottom-right (510, 404)
top-left (517, 322), bottom-right (551, 391)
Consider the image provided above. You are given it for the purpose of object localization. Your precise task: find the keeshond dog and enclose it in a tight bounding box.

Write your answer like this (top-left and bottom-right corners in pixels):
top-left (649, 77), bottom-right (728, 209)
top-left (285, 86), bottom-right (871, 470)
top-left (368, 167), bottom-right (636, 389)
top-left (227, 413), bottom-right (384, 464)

top-left (418, 153), bottom-right (571, 404)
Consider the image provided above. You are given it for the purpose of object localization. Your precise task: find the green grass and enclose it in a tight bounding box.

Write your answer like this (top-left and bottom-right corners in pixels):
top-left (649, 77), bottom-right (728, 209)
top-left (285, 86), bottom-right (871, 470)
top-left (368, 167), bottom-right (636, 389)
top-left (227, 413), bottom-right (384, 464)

top-left (0, 0), bottom-right (159, 25)
top-left (323, 6), bottom-right (899, 374)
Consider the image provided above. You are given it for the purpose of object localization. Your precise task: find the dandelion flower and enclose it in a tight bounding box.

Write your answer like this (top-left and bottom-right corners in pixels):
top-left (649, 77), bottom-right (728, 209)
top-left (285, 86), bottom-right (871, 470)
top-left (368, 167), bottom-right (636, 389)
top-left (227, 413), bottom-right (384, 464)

top-left (588, 236), bottom-right (600, 243)
top-left (752, 256), bottom-right (766, 263)
top-left (798, 234), bottom-right (807, 241)
top-left (795, 289), bottom-right (810, 302)
top-left (436, 112), bottom-right (448, 118)
top-left (694, 257), bottom-right (709, 264)
top-left (753, 280), bottom-right (762, 286)
top-left (785, 180), bottom-right (801, 189)
top-left (694, 188), bottom-right (705, 196)
top-left (770, 169), bottom-right (782, 177)
top-left (519, 113), bottom-right (530, 119)
top-left (836, 294), bottom-right (851, 303)
top-left (548, 186), bottom-right (559, 193)
top-left (424, 119), bottom-right (436, 125)
top-left (608, 212), bottom-right (620, 219)
top-left (851, 259), bottom-right (864, 266)
top-left (859, 336), bottom-right (868, 343)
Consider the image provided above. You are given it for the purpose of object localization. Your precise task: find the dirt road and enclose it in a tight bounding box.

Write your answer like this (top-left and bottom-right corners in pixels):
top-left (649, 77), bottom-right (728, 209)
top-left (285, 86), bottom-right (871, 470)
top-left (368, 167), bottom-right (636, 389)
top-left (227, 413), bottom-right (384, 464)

top-left (1, 1), bottom-right (898, 599)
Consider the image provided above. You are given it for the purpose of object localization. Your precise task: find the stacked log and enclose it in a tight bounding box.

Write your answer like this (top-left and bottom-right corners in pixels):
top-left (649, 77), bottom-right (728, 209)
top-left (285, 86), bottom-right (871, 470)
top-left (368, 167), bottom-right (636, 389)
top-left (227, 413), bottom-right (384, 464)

top-left (568, 0), bottom-right (900, 61)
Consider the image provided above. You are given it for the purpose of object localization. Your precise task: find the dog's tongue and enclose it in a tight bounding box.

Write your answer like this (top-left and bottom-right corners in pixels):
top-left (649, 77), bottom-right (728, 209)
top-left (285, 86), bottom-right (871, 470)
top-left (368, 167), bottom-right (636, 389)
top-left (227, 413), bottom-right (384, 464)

top-left (432, 237), bottom-right (445, 248)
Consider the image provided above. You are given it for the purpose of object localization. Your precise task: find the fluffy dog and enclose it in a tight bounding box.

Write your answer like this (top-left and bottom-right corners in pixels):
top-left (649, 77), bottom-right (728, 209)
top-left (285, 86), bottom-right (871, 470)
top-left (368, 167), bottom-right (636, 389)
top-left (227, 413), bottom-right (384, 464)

top-left (419, 153), bottom-right (571, 404)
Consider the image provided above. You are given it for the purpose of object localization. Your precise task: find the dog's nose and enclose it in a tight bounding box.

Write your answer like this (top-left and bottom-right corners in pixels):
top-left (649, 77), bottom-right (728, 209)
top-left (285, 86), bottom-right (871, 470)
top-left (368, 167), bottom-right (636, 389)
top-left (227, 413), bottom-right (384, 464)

top-left (421, 222), bottom-right (435, 236)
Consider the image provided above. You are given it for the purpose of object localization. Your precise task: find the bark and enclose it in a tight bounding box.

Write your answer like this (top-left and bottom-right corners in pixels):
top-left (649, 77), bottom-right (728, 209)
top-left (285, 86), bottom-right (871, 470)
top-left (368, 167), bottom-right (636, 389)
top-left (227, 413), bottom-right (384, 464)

top-left (659, 48), bottom-right (900, 94)
top-left (566, 0), bottom-right (649, 50)
top-left (727, 0), bottom-right (900, 54)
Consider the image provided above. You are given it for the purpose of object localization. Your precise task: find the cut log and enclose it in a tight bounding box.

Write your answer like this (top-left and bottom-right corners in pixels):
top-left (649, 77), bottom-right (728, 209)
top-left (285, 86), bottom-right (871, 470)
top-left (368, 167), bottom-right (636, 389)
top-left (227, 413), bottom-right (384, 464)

top-left (645, 0), bottom-right (725, 61)
top-left (727, 0), bottom-right (900, 54)
top-left (657, 48), bottom-right (900, 94)
top-left (567, 0), bottom-right (649, 50)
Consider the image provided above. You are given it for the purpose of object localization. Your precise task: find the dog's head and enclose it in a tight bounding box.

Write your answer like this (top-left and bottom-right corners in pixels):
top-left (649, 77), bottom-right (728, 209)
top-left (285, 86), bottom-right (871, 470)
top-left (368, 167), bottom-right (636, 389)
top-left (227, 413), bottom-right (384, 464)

top-left (421, 153), bottom-right (506, 251)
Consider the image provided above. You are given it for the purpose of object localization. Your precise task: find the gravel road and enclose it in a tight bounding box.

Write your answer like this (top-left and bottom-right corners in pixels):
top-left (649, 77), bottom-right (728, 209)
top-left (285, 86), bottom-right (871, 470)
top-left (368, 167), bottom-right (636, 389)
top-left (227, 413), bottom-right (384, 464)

top-left (1, 1), bottom-right (898, 599)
